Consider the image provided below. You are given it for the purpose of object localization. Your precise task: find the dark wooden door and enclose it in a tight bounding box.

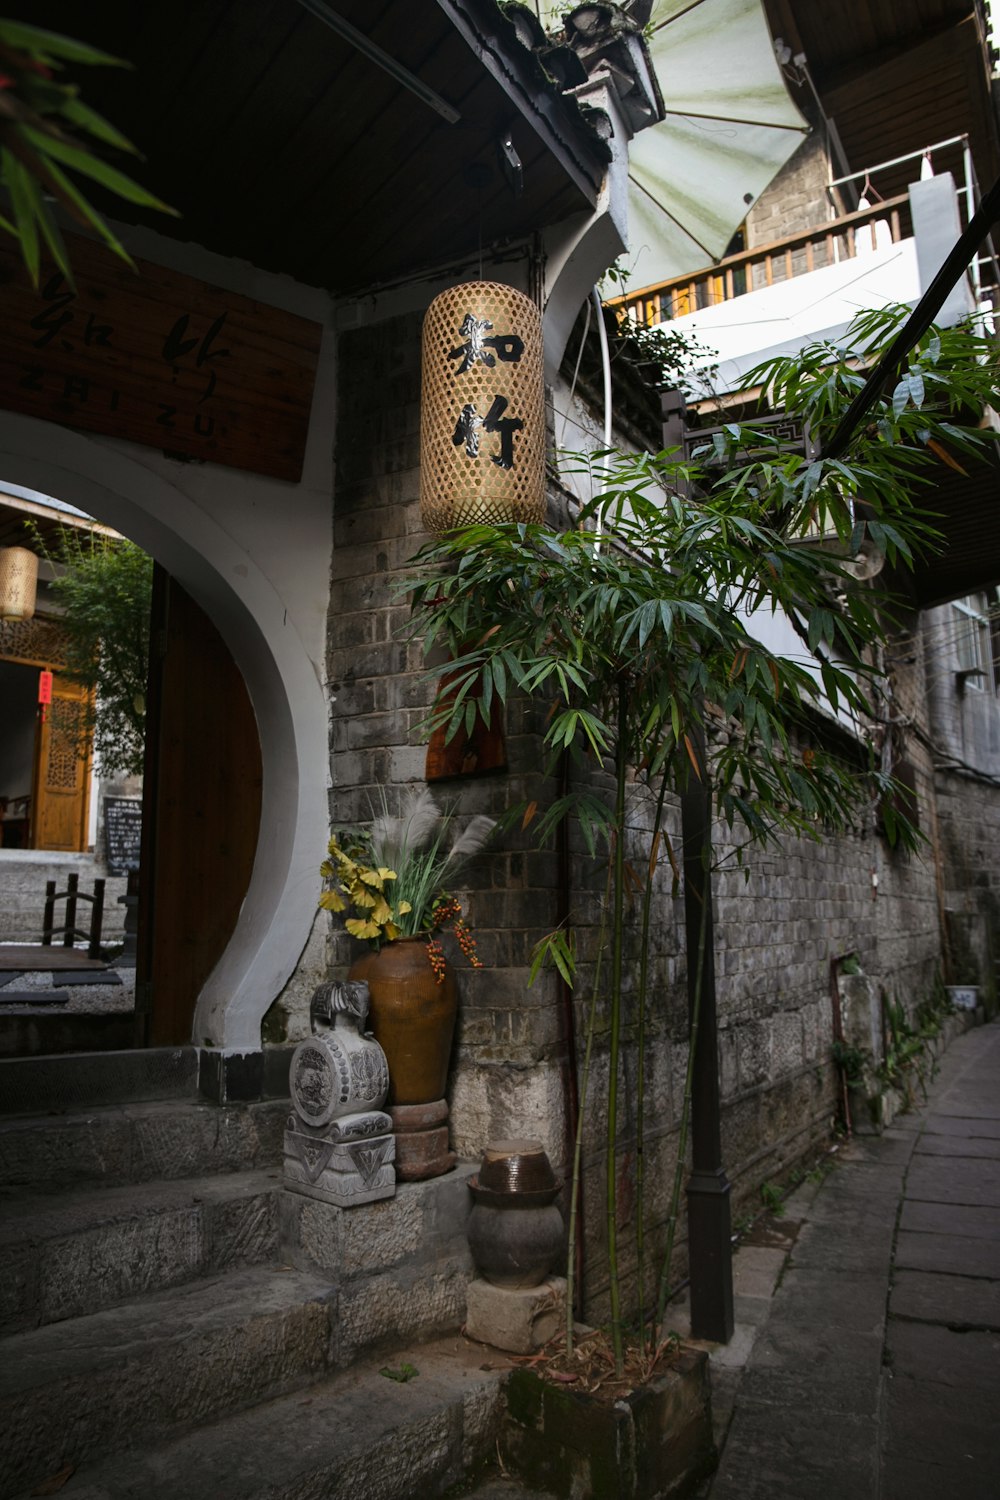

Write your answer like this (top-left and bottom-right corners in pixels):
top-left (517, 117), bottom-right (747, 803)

top-left (31, 674), bottom-right (92, 853)
top-left (137, 567), bottom-right (262, 1047)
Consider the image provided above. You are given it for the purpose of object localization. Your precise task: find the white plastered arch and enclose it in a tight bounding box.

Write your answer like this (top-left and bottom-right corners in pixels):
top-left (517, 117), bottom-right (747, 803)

top-left (0, 412), bottom-right (327, 1052)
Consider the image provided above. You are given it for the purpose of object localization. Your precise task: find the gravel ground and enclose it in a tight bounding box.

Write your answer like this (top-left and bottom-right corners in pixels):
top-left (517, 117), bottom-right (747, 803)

top-left (0, 956), bottom-right (136, 1015)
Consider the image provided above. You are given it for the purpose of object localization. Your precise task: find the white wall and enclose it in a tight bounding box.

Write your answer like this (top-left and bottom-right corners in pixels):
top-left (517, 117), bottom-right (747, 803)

top-left (0, 221), bottom-right (336, 1052)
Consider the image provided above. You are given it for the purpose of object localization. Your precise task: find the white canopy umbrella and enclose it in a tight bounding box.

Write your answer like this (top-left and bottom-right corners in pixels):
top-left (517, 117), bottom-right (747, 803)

top-left (541, 0), bottom-right (810, 289)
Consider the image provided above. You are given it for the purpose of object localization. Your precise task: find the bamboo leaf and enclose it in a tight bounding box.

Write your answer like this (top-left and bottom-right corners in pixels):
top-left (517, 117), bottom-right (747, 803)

top-left (22, 125), bottom-right (178, 214)
top-left (892, 377), bottom-right (910, 416)
top-left (926, 438), bottom-right (967, 476)
top-left (3, 150), bottom-right (40, 285)
top-left (0, 20), bottom-right (128, 67)
top-left (60, 96), bottom-right (139, 155)
top-left (683, 733), bottom-right (701, 781)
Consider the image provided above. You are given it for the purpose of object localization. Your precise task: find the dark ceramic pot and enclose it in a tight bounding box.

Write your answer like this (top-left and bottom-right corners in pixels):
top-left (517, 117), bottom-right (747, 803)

top-left (467, 1175), bottom-right (564, 1288)
top-left (348, 938), bottom-right (457, 1105)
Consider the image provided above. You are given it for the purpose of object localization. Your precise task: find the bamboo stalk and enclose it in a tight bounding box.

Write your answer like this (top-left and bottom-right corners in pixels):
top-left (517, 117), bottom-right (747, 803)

top-left (564, 864), bottom-right (611, 1355)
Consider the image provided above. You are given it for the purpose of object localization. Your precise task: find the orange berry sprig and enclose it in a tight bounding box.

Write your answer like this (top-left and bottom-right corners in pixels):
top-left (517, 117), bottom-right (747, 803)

top-left (426, 937), bottom-right (449, 984)
top-left (424, 897), bottom-right (483, 982)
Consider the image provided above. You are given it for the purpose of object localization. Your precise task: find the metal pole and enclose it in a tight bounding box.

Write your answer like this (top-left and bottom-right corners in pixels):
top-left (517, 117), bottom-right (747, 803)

top-left (661, 385), bottom-right (734, 1343)
top-left (680, 717), bottom-right (734, 1343)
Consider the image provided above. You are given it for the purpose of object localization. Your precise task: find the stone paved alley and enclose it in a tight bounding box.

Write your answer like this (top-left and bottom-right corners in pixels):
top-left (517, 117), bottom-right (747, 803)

top-left (466, 1018), bottom-right (1000, 1500)
top-left (704, 1018), bottom-right (1000, 1500)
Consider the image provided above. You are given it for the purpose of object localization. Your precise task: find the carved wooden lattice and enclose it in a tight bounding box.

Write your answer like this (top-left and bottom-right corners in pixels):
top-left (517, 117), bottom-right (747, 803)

top-left (0, 614), bottom-right (70, 668)
top-left (46, 696), bottom-right (85, 790)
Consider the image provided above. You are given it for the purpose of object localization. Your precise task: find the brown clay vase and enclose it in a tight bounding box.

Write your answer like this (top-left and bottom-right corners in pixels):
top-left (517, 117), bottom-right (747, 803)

top-left (348, 937), bottom-right (458, 1105)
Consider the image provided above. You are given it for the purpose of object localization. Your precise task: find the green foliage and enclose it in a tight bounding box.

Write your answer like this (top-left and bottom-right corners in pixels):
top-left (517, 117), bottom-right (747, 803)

top-left (0, 18), bottom-right (177, 288)
top-left (832, 1040), bottom-right (868, 1086)
top-left (378, 1362), bottom-right (419, 1383)
top-left (401, 303), bottom-right (998, 1373)
top-left (528, 926), bottom-right (576, 988)
top-left (759, 1180), bottom-right (785, 1216)
top-left (36, 526), bottom-right (152, 777)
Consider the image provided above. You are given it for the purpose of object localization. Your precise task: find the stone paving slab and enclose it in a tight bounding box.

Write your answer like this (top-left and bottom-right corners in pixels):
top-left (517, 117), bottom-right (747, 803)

top-left (899, 1199), bottom-right (1000, 1240)
top-left (790, 1215), bottom-right (896, 1273)
top-left (799, 1183), bottom-right (900, 1230)
top-left (924, 1099), bottom-right (1000, 1119)
top-left (903, 1158), bottom-right (1000, 1206)
top-left (709, 1403), bottom-right (880, 1500)
top-left (756, 1267), bottom-right (887, 1337)
top-left (894, 1228), bottom-right (1000, 1279)
top-left (883, 1371), bottom-right (998, 1471)
top-left (730, 1245), bottom-right (785, 1300)
top-left (61, 970), bottom-right (124, 987)
top-left (737, 1333), bottom-right (883, 1418)
top-left (837, 1132), bottom-right (915, 1163)
top-left (883, 1454), bottom-right (999, 1500)
top-left (886, 1318), bottom-right (1000, 1387)
top-left (811, 1159), bottom-right (907, 1193)
top-left (921, 1114), bottom-right (1000, 1139)
top-left (0, 990), bottom-right (70, 1005)
top-left (914, 1132), bottom-right (1000, 1158)
top-left (890, 1268), bottom-right (1000, 1328)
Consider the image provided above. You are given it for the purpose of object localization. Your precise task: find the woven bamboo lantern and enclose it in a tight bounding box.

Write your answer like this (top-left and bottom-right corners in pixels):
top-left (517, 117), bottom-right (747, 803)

top-left (420, 280), bottom-right (545, 533)
top-left (0, 546), bottom-right (38, 622)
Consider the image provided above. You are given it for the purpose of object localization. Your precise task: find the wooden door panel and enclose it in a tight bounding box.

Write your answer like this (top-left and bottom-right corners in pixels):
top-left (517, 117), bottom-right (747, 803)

top-left (138, 570), bottom-right (262, 1047)
top-left (32, 677), bottom-right (91, 853)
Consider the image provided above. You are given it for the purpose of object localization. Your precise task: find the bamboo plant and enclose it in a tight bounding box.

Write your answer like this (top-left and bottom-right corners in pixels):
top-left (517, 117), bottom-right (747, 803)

top-left (403, 305), bottom-right (998, 1375)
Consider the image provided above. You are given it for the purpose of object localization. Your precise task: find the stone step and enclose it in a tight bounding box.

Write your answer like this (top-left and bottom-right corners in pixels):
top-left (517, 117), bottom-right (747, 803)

top-left (280, 1165), bottom-right (477, 1368)
top-left (0, 1097), bottom-right (287, 1193)
top-left (0, 1167), bottom-right (283, 1333)
top-left (10, 1333), bottom-right (512, 1500)
top-left (0, 1046), bottom-right (198, 1113)
top-left (0, 1264), bottom-right (336, 1499)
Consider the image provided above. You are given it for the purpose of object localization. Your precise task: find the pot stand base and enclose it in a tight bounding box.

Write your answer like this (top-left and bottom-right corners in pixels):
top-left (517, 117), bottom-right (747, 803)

top-left (390, 1099), bottom-right (455, 1181)
top-left (465, 1275), bottom-right (566, 1354)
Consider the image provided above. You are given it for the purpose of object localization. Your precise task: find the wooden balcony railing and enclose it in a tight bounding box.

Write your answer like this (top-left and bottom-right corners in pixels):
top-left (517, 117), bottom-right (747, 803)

top-left (613, 194), bottom-right (913, 327)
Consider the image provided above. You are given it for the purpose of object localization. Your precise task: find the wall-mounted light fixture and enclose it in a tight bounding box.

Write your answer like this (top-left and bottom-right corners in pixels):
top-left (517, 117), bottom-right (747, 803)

top-left (0, 545), bottom-right (39, 621)
top-left (420, 281), bottom-right (545, 534)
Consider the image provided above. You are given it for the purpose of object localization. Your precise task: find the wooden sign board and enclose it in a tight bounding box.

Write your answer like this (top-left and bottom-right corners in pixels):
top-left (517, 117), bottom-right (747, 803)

top-left (0, 233), bottom-right (323, 482)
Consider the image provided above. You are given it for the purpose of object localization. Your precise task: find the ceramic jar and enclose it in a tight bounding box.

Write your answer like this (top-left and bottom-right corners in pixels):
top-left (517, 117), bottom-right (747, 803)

top-left (348, 937), bottom-right (458, 1105)
top-left (467, 1138), bottom-right (565, 1289)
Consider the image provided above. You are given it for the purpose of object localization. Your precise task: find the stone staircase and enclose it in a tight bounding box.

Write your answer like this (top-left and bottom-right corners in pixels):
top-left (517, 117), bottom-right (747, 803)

top-left (0, 1049), bottom-right (504, 1500)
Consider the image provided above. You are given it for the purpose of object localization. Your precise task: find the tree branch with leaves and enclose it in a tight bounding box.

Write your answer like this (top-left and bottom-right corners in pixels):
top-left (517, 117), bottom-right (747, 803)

top-left (403, 304), bottom-right (998, 1373)
top-left (0, 18), bottom-right (176, 288)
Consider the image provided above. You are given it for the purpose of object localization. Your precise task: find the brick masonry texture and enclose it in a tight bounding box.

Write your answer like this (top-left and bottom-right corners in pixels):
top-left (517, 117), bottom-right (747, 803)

top-left (327, 305), bottom-right (999, 1327)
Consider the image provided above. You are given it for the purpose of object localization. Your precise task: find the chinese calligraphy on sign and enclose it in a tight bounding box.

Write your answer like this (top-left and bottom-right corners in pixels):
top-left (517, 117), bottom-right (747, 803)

top-left (448, 313), bottom-right (525, 373)
top-left (448, 311), bottom-right (526, 471)
top-left (0, 232), bottom-right (322, 482)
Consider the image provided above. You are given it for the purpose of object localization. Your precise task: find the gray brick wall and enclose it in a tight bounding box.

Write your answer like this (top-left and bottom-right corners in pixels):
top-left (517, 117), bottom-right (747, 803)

top-left (325, 303), bottom-right (981, 1326)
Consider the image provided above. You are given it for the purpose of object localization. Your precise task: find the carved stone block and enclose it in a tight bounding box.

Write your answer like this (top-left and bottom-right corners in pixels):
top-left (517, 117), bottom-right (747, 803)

top-left (284, 1124), bottom-right (396, 1207)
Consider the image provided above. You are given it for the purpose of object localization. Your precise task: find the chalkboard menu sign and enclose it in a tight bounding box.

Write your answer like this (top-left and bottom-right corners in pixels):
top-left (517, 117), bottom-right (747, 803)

top-left (103, 798), bottom-right (143, 875)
